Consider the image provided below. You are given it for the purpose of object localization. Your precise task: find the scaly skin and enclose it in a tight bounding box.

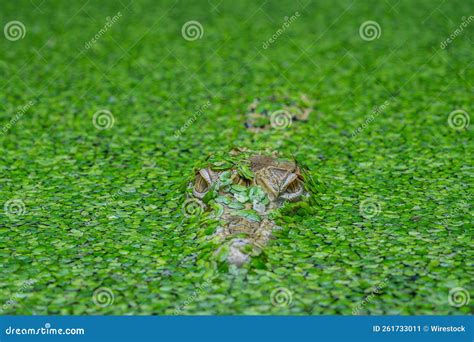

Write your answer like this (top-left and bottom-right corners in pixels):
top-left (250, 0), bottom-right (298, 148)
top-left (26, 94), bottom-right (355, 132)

top-left (189, 152), bottom-right (307, 267)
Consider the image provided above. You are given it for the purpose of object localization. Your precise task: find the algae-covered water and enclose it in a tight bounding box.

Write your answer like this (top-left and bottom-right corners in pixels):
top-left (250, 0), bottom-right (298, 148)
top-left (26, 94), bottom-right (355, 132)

top-left (1, 0), bottom-right (472, 315)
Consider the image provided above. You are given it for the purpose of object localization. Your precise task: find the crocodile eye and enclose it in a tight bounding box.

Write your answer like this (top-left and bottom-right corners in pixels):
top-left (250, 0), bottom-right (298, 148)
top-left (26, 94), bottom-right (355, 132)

top-left (286, 180), bottom-right (301, 193)
top-left (280, 176), bottom-right (304, 202)
top-left (195, 173), bottom-right (210, 193)
top-left (193, 169), bottom-right (213, 198)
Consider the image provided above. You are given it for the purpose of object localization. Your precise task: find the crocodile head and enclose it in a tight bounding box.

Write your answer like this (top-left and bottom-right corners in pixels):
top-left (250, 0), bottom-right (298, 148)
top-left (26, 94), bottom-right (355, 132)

top-left (188, 150), bottom-right (307, 267)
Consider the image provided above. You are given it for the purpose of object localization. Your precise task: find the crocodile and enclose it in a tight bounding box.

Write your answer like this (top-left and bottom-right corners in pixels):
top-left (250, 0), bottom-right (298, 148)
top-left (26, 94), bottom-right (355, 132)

top-left (187, 149), bottom-right (309, 267)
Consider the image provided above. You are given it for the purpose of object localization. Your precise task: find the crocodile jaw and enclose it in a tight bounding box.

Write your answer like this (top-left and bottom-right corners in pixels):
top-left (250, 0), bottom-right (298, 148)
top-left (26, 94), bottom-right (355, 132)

top-left (214, 209), bottom-right (277, 267)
